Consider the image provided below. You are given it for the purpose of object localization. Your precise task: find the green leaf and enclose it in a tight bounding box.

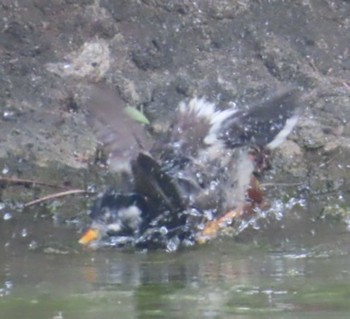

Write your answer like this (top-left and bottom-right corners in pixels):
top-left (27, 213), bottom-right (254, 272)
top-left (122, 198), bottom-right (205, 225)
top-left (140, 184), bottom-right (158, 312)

top-left (124, 106), bottom-right (150, 125)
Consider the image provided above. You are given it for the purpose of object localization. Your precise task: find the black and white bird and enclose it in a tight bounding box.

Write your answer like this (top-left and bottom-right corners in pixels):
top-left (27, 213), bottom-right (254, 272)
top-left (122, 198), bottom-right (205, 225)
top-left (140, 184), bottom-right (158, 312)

top-left (79, 87), bottom-right (300, 250)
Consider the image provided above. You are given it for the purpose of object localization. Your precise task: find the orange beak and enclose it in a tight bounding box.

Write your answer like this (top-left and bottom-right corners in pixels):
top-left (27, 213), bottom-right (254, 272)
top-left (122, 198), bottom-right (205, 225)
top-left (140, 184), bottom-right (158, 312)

top-left (79, 228), bottom-right (100, 245)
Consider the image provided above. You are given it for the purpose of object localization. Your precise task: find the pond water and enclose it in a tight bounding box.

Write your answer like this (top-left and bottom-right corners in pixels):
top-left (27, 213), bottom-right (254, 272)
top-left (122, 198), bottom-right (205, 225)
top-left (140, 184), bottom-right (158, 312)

top-left (1, 200), bottom-right (350, 319)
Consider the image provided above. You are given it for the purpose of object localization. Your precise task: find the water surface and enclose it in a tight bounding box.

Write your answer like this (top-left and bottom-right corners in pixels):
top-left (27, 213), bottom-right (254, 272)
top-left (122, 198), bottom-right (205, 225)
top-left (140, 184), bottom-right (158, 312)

top-left (1, 203), bottom-right (350, 319)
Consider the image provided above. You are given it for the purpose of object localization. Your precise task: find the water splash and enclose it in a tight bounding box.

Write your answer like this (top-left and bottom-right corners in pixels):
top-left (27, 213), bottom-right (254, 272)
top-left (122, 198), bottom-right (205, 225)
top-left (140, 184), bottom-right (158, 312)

top-left (2, 110), bottom-right (16, 121)
top-left (2, 212), bottom-right (12, 221)
top-left (1, 165), bottom-right (9, 175)
top-left (166, 236), bottom-right (180, 252)
top-left (235, 197), bottom-right (306, 235)
top-left (20, 228), bottom-right (28, 238)
top-left (0, 280), bottom-right (13, 297)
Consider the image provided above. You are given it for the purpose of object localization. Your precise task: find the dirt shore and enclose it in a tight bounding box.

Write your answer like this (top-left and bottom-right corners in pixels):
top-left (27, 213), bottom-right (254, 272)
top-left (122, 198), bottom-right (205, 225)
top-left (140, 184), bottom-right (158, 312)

top-left (1, 0), bottom-right (350, 217)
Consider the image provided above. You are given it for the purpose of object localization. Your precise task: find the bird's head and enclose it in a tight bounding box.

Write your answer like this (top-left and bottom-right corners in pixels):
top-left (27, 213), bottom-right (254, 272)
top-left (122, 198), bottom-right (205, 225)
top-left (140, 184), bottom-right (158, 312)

top-left (79, 191), bottom-right (149, 248)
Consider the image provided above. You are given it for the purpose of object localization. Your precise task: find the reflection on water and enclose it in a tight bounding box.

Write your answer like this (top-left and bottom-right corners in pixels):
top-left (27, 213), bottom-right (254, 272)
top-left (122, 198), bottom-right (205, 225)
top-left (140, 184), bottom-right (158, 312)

top-left (1, 203), bottom-right (350, 319)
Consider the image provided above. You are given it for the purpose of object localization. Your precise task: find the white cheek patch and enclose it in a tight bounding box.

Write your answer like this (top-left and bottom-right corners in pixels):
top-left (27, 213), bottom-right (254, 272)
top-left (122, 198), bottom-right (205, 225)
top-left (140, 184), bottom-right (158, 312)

top-left (108, 223), bottom-right (122, 233)
top-left (118, 205), bottom-right (143, 230)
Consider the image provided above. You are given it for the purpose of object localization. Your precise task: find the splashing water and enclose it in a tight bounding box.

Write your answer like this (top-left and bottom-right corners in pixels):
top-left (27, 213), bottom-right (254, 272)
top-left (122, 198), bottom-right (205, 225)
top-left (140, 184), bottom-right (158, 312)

top-left (234, 197), bottom-right (306, 235)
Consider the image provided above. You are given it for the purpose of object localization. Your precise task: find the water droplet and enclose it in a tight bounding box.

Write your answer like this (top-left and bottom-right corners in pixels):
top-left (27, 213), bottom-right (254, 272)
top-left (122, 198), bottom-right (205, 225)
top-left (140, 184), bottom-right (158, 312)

top-left (28, 240), bottom-right (38, 251)
top-left (345, 217), bottom-right (350, 231)
top-left (182, 238), bottom-right (195, 247)
top-left (53, 311), bottom-right (64, 319)
top-left (2, 166), bottom-right (9, 175)
top-left (3, 212), bottom-right (12, 221)
top-left (188, 208), bottom-right (201, 217)
top-left (0, 280), bottom-right (13, 296)
top-left (86, 185), bottom-right (96, 193)
top-left (159, 226), bottom-right (168, 235)
top-left (21, 228), bottom-right (28, 238)
top-left (2, 110), bottom-right (16, 120)
top-left (203, 210), bottom-right (214, 221)
top-left (209, 181), bottom-right (218, 191)
top-left (166, 236), bottom-right (180, 252)
top-left (4, 281), bottom-right (13, 289)
top-left (195, 172), bottom-right (204, 184)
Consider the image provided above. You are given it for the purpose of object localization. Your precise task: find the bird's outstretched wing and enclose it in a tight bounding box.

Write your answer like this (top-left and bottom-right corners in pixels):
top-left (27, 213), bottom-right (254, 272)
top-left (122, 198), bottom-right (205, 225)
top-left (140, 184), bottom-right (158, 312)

top-left (215, 89), bottom-right (300, 149)
top-left (85, 85), bottom-right (151, 172)
top-left (131, 152), bottom-right (186, 213)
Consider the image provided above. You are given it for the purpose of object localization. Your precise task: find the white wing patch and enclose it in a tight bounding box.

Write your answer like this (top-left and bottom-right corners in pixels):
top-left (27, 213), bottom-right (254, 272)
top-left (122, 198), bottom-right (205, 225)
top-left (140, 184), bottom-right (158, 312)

top-left (267, 115), bottom-right (298, 149)
top-left (178, 97), bottom-right (237, 146)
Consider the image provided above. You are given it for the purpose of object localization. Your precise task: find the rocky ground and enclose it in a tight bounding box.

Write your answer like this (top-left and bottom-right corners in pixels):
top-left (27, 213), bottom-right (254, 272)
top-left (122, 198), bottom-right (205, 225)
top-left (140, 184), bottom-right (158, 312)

top-left (0, 0), bottom-right (350, 219)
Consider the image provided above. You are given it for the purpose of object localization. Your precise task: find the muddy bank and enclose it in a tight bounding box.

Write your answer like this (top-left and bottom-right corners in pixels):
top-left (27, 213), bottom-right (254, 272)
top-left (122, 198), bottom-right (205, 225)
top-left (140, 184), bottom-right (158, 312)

top-left (0, 0), bottom-right (350, 218)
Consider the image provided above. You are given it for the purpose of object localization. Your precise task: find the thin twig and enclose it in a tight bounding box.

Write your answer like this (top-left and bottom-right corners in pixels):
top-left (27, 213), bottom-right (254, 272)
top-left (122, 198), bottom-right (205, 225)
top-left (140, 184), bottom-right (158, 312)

top-left (0, 176), bottom-right (66, 189)
top-left (261, 182), bottom-right (304, 187)
top-left (24, 189), bottom-right (94, 208)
